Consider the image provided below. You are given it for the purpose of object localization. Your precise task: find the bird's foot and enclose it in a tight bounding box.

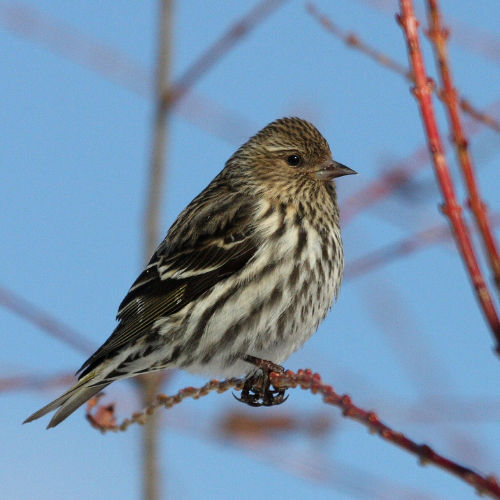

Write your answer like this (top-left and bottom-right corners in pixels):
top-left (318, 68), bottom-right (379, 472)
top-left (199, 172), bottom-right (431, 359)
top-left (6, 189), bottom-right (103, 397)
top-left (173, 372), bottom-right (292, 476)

top-left (233, 355), bottom-right (288, 407)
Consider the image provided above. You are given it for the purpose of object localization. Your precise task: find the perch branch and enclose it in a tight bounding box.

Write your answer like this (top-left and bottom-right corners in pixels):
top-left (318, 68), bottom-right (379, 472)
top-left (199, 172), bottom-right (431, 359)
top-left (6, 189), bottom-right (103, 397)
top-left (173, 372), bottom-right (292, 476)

top-left (87, 369), bottom-right (500, 499)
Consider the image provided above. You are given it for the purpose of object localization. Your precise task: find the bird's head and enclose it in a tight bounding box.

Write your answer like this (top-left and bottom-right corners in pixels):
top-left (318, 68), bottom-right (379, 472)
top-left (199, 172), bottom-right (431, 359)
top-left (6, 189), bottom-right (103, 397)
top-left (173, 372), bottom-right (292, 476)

top-left (228, 117), bottom-right (356, 192)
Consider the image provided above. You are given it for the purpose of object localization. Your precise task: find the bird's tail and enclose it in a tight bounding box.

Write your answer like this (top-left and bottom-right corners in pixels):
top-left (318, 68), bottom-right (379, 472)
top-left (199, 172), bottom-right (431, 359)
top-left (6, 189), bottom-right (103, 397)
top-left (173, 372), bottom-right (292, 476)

top-left (23, 372), bottom-right (111, 428)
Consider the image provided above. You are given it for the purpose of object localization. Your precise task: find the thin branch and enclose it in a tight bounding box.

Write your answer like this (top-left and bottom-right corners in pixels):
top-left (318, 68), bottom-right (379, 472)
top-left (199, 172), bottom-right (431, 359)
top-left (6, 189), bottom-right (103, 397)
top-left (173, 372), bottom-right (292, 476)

top-left (86, 369), bottom-right (500, 499)
top-left (307, 2), bottom-right (410, 78)
top-left (219, 410), bottom-right (333, 441)
top-left (346, 222), bottom-right (449, 280)
top-left (306, 3), bottom-right (500, 134)
top-left (271, 370), bottom-right (500, 500)
top-left (144, 0), bottom-right (286, 258)
top-left (141, 2), bottom-right (174, 500)
top-left (86, 378), bottom-right (245, 432)
top-left (144, 0), bottom-right (174, 261)
top-left (0, 372), bottom-right (75, 393)
top-left (345, 214), bottom-right (500, 280)
top-left (0, 2), bottom-right (256, 144)
top-left (161, 0), bottom-right (287, 112)
top-left (0, 285), bottom-right (94, 354)
top-left (342, 145), bottom-right (429, 224)
top-left (425, 0), bottom-right (500, 292)
top-left (139, 372), bottom-right (165, 500)
top-left (397, 0), bottom-right (500, 351)
top-left (356, 0), bottom-right (500, 66)
top-left (341, 99), bottom-right (500, 225)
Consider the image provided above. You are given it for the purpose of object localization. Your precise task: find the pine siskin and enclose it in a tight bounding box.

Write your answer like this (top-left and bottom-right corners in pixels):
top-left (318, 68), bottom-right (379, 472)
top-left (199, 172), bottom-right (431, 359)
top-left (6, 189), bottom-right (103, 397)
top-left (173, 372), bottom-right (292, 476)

top-left (25, 117), bottom-right (356, 427)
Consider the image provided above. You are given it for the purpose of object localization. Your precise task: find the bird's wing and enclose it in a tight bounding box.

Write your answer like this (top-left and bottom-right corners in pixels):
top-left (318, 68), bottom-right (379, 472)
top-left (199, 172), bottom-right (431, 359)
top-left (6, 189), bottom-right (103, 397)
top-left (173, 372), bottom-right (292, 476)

top-left (77, 195), bottom-right (257, 378)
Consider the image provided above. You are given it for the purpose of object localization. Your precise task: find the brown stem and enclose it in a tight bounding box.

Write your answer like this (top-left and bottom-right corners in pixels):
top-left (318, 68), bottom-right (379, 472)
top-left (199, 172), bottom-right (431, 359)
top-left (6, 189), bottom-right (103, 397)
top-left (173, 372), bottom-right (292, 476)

top-left (140, 373), bottom-right (166, 500)
top-left (145, 0), bottom-right (174, 262)
top-left (140, 2), bottom-right (175, 500)
top-left (87, 370), bottom-right (500, 499)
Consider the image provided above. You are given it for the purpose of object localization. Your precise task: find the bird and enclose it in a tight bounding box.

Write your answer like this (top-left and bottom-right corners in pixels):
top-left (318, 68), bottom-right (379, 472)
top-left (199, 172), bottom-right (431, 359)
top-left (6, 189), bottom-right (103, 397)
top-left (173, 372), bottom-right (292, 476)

top-left (24, 116), bottom-right (356, 428)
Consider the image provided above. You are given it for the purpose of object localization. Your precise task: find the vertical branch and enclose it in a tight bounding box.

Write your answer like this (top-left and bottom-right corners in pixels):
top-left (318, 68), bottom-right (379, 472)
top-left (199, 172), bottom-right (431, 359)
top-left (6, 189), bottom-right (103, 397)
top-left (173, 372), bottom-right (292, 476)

top-left (140, 372), bottom-right (165, 500)
top-left (397, 0), bottom-right (500, 352)
top-left (425, 0), bottom-right (500, 292)
top-left (145, 0), bottom-right (174, 262)
top-left (140, 2), bottom-right (174, 500)
top-left (139, 3), bottom-right (286, 498)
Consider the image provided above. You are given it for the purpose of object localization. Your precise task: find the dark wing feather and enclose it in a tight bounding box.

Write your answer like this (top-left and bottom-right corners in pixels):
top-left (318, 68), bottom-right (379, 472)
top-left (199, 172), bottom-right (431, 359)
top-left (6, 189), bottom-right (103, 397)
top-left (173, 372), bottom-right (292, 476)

top-left (77, 194), bottom-right (257, 378)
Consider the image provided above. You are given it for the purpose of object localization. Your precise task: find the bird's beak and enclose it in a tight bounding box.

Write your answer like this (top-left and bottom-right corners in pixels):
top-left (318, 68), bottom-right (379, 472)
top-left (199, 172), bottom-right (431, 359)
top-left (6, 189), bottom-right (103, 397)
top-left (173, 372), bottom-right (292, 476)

top-left (314, 161), bottom-right (357, 181)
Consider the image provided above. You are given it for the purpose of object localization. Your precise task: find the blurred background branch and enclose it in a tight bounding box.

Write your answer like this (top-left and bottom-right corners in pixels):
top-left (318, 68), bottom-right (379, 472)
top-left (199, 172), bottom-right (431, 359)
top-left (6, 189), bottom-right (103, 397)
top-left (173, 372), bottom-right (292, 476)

top-left (138, 1), bottom-right (174, 497)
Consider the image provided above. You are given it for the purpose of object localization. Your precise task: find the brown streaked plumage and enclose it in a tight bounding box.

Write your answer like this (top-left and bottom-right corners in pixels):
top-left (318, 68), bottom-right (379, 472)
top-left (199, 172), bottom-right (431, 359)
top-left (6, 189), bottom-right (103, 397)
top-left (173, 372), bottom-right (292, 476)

top-left (24, 117), bottom-right (356, 427)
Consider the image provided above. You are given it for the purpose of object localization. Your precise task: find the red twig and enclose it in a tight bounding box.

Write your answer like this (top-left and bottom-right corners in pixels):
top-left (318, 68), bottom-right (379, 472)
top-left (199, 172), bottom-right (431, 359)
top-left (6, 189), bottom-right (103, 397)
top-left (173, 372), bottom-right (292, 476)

top-left (397, 0), bottom-right (500, 352)
top-left (345, 213), bottom-right (500, 280)
top-left (219, 411), bottom-right (333, 441)
top-left (358, 0), bottom-right (500, 66)
top-left (270, 370), bottom-right (500, 499)
top-left (341, 99), bottom-right (500, 225)
top-left (307, 2), bottom-right (409, 78)
top-left (306, 2), bottom-right (500, 134)
top-left (346, 223), bottom-right (450, 280)
top-left (308, 0), bottom-right (500, 225)
top-left (425, 0), bottom-right (500, 292)
top-left (342, 145), bottom-right (429, 224)
top-left (0, 285), bottom-right (94, 354)
top-left (88, 369), bottom-right (500, 498)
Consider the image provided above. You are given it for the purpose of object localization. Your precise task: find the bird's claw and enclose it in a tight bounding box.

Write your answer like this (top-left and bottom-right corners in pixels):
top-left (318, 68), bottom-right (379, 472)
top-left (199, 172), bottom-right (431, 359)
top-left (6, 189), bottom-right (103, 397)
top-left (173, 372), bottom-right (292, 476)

top-left (233, 355), bottom-right (289, 407)
top-left (233, 386), bottom-right (289, 407)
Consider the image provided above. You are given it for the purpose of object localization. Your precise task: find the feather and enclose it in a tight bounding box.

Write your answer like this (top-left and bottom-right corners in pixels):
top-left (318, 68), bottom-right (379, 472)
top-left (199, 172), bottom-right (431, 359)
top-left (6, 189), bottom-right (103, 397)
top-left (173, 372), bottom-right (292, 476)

top-left (75, 198), bottom-right (258, 379)
top-left (23, 372), bottom-right (110, 428)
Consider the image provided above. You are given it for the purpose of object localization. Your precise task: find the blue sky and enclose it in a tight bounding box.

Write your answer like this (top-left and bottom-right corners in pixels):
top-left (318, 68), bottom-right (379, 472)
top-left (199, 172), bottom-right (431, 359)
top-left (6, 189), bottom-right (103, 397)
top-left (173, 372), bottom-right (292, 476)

top-left (2, 1), bottom-right (500, 499)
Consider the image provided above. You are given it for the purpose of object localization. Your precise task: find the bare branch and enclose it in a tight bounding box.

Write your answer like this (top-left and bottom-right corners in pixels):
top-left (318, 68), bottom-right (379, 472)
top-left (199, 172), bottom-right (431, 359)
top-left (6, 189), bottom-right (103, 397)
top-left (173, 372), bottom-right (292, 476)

top-left (87, 369), bottom-right (500, 498)
top-left (397, 0), bottom-right (500, 351)
top-left (271, 369), bottom-right (500, 499)
top-left (144, 0), bottom-right (175, 261)
top-left (161, 0), bottom-right (288, 112)
top-left (306, 3), bottom-right (500, 134)
top-left (140, 2), bottom-right (175, 500)
top-left (345, 213), bottom-right (500, 280)
top-left (0, 2), bottom-right (255, 144)
top-left (86, 378), bottom-right (244, 432)
top-left (0, 285), bottom-right (94, 354)
top-left (0, 372), bottom-right (75, 393)
top-left (425, 0), bottom-right (500, 292)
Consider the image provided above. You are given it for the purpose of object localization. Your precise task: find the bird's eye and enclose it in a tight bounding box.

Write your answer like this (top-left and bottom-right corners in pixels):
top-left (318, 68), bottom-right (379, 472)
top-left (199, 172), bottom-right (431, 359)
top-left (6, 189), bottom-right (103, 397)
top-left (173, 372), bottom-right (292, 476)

top-left (286, 154), bottom-right (302, 166)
